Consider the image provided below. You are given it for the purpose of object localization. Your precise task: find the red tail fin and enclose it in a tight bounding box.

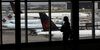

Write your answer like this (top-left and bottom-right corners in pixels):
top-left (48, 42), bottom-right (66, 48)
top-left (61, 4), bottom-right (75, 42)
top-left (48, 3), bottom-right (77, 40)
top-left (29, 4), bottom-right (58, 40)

top-left (39, 12), bottom-right (59, 31)
top-left (7, 14), bottom-right (12, 19)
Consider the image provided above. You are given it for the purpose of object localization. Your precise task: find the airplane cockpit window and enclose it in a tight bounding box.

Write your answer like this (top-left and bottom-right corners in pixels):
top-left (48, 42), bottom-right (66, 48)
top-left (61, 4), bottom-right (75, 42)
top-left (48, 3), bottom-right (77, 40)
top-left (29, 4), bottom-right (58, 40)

top-left (79, 1), bottom-right (93, 39)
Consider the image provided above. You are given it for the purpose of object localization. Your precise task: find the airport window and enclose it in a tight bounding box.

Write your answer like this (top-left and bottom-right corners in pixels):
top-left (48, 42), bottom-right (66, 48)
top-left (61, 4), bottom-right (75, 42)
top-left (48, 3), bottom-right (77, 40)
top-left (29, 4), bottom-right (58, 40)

top-left (1, 0), bottom-right (100, 45)
top-left (94, 1), bottom-right (100, 39)
top-left (51, 2), bottom-right (72, 41)
top-left (2, 2), bottom-right (15, 44)
top-left (1, 1), bottom-right (51, 44)
top-left (20, 2), bottom-right (26, 43)
top-left (27, 2), bottom-right (49, 43)
top-left (79, 1), bottom-right (93, 39)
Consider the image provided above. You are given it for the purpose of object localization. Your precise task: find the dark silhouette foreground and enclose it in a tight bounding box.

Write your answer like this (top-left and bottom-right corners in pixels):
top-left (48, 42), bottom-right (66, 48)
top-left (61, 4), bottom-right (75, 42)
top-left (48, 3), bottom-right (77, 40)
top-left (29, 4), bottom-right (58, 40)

top-left (60, 16), bottom-right (73, 50)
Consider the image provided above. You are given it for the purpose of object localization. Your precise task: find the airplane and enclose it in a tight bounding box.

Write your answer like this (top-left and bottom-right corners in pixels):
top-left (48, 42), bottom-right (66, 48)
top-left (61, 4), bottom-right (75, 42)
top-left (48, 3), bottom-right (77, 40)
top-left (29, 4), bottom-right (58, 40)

top-left (2, 15), bottom-right (62, 32)
top-left (2, 2), bottom-right (62, 34)
top-left (2, 12), bottom-right (62, 29)
top-left (2, 2), bottom-right (90, 26)
top-left (1, 2), bottom-right (63, 25)
top-left (3, 12), bottom-right (90, 25)
top-left (36, 12), bottom-right (100, 40)
top-left (2, 2), bottom-right (97, 38)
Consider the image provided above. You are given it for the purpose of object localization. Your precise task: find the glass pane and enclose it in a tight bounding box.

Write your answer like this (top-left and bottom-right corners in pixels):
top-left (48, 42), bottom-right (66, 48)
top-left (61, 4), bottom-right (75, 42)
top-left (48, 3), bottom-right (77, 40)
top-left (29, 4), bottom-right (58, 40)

top-left (95, 1), bottom-right (100, 39)
top-left (51, 2), bottom-right (71, 41)
top-left (2, 2), bottom-right (15, 44)
top-left (20, 2), bottom-right (26, 43)
top-left (27, 2), bottom-right (49, 42)
top-left (79, 1), bottom-right (92, 39)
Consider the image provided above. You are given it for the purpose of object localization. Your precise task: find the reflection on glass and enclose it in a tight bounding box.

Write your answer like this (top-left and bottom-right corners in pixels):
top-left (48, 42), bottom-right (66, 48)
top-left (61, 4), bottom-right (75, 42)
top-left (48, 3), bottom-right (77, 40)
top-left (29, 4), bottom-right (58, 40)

top-left (95, 1), bottom-right (100, 39)
top-left (2, 2), bottom-right (15, 44)
top-left (79, 1), bottom-right (92, 39)
top-left (27, 2), bottom-right (49, 42)
top-left (51, 2), bottom-right (71, 41)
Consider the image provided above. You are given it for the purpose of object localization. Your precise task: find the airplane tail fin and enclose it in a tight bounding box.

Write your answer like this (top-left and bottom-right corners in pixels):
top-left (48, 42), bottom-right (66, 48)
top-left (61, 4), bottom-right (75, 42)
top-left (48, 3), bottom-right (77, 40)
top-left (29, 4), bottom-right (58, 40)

top-left (10, 2), bottom-right (22, 14)
top-left (39, 12), bottom-right (59, 31)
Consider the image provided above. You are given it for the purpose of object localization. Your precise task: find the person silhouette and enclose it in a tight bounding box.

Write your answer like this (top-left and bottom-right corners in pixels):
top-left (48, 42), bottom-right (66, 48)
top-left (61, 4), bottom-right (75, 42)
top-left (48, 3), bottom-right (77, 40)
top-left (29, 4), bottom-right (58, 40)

top-left (60, 16), bottom-right (72, 50)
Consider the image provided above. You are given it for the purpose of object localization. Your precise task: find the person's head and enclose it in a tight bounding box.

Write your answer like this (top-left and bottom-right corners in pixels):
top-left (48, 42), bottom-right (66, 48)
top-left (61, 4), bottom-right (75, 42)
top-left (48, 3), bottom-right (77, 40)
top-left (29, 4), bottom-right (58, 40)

top-left (63, 16), bottom-right (69, 22)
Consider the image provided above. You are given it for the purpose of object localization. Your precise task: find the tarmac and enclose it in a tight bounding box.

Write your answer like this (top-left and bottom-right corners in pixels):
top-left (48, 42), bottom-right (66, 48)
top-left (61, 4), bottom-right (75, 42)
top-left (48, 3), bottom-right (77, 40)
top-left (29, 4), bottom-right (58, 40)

top-left (1, 29), bottom-right (100, 44)
top-left (2, 29), bottom-right (49, 44)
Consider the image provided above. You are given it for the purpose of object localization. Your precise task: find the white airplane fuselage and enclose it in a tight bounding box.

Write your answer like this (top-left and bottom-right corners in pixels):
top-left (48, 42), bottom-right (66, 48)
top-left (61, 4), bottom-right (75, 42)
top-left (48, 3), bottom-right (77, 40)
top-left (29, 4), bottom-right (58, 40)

top-left (2, 22), bottom-right (62, 29)
top-left (2, 12), bottom-right (89, 30)
top-left (3, 12), bottom-right (89, 25)
top-left (37, 30), bottom-right (100, 39)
